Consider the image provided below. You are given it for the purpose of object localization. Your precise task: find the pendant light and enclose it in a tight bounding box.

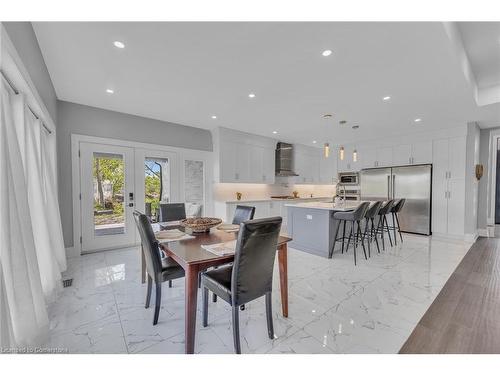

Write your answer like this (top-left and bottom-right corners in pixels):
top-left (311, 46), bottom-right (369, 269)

top-left (353, 148), bottom-right (358, 162)
top-left (339, 146), bottom-right (345, 161)
top-left (323, 143), bottom-right (330, 158)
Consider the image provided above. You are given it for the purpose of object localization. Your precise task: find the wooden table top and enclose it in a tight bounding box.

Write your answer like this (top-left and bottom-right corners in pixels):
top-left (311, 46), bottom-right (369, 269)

top-left (159, 227), bottom-right (291, 266)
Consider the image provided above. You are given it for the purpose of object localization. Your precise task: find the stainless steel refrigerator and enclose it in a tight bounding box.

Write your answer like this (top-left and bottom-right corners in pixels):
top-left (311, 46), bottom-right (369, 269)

top-left (360, 164), bottom-right (432, 235)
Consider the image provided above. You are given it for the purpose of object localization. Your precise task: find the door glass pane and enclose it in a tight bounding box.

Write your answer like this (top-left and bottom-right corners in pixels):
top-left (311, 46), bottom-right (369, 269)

top-left (184, 160), bottom-right (204, 217)
top-left (144, 157), bottom-right (170, 222)
top-left (93, 152), bottom-right (125, 236)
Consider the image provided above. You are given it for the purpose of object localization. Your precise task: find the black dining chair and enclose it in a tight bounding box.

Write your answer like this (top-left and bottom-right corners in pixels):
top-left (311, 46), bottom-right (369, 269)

top-left (331, 202), bottom-right (371, 265)
top-left (158, 202), bottom-right (186, 222)
top-left (232, 205), bottom-right (256, 225)
top-left (201, 217), bottom-right (282, 354)
top-left (133, 211), bottom-right (185, 325)
top-left (212, 205), bottom-right (256, 304)
top-left (389, 198), bottom-right (406, 244)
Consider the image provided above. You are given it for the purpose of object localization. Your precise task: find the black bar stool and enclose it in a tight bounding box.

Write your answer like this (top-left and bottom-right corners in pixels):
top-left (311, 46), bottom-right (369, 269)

top-left (375, 199), bottom-right (395, 250)
top-left (363, 201), bottom-right (383, 257)
top-left (331, 202), bottom-right (370, 265)
top-left (389, 198), bottom-right (406, 244)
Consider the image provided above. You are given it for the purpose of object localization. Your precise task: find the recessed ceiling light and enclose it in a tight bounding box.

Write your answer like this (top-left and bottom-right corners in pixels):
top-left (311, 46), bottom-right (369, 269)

top-left (312, 140), bottom-right (317, 144)
top-left (414, 118), bottom-right (422, 123)
top-left (248, 93), bottom-right (256, 98)
top-left (383, 96), bottom-right (391, 101)
top-left (113, 41), bottom-right (125, 49)
top-left (323, 114), bottom-right (333, 118)
top-left (272, 131), bottom-right (278, 134)
top-left (106, 89), bottom-right (114, 94)
top-left (211, 115), bottom-right (217, 119)
top-left (352, 125), bottom-right (359, 129)
top-left (339, 120), bottom-right (347, 125)
top-left (322, 50), bottom-right (332, 57)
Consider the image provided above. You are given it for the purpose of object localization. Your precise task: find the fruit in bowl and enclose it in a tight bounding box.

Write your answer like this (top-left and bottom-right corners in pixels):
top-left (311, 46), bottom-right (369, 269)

top-left (180, 217), bottom-right (222, 233)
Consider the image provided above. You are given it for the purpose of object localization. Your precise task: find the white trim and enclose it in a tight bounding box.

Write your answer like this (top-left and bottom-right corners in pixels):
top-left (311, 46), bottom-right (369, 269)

top-left (478, 228), bottom-right (489, 237)
top-left (464, 232), bottom-right (479, 243)
top-left (432, 232), bottom-right (477, 243)
top-left (486, 129), bottom-right (500, 227)
top-left (71, 133), bottom-right (213, 256)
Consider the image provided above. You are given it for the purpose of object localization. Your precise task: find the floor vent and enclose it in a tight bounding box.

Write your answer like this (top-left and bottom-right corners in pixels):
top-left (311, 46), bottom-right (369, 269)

top-left (62, 278), bottom-right (73, 288)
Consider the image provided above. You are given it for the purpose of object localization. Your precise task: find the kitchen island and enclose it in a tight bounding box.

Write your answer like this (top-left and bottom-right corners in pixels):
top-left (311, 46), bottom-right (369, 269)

top-left (285, 201), bottom-right (363, 258)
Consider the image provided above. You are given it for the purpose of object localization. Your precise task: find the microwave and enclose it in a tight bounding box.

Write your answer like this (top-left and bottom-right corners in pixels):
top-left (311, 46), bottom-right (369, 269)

top-left (338, 172), bottom-right (359, 185)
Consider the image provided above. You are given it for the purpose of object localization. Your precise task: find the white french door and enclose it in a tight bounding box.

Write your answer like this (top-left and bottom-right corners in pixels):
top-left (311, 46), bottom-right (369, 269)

top-left (80, 142), bottom-right (136, 252)
top-left (134, 148), bottom-right (180, 222)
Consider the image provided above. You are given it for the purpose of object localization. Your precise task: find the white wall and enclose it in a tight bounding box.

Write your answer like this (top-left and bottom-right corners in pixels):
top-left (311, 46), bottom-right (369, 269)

top-left (58, 100), bottom-right (213, 247)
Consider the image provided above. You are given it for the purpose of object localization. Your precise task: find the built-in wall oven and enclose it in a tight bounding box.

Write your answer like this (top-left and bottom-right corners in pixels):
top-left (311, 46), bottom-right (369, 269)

top-left (338, 172), bottom-right (359, 185)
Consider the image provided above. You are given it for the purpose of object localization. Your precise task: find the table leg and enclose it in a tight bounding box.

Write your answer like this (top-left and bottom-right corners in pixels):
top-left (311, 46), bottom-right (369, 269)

top-left (185, 263), bottom-right (200, 354)
top-left (277, 243), bottom-right (289, 318)
top-left (141, 245), bottom-right (146, 284)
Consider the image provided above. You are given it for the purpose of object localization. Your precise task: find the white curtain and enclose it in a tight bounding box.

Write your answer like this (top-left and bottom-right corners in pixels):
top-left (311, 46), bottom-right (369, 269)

top-left (12, 94), bottom-right (64, 302)
top-left (0, 87), bottom-right (50, 347)
top-left (41, 130), bottom-right (67, 274)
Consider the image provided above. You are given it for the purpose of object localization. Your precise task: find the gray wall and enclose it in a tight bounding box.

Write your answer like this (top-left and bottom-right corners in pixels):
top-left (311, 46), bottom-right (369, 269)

top-left (57, 100), bottom-right (213, 247)
top-left (3, 22), bottom-right (58, 122)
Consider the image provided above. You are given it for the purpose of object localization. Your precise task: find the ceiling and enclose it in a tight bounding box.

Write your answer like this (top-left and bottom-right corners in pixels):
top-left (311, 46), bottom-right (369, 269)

top-left (458, 22), bottom-right (500, 90)
top-left (33, 22), bottom-right (500, 146)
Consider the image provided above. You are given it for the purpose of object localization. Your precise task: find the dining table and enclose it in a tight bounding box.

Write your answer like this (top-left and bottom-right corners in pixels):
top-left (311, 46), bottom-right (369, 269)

top-left (140, 225), bottom-right (292, 354)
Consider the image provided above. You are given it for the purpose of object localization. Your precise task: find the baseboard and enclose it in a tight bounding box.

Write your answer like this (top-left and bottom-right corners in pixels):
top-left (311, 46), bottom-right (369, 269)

top-left (65, 246), bottom-right (79, 258)
top-left (464, 232), bottom-right (479, 243)
top-left (432, 232), bottom-right (478, 243)
top-left (478, 228), bottom-right (489, 238)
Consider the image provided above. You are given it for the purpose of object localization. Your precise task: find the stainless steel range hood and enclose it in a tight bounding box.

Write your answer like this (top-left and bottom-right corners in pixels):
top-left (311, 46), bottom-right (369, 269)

top-left (275, 142), bottom-right (299, 177)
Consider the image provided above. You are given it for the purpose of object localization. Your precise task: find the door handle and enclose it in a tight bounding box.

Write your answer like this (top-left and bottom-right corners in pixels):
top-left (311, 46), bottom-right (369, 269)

top-left (392, 175), bottom-right (395, 197)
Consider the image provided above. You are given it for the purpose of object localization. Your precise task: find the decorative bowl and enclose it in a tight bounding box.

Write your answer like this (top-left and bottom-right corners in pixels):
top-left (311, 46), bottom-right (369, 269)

top-left (180, 217), bottom-right (222, 233)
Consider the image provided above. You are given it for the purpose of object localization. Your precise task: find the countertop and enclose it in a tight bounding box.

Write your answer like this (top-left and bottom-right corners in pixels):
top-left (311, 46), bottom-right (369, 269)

top-left (285, 201), bottom-right (366, 211)
top-left (223, 197), bottom-right (331, 204)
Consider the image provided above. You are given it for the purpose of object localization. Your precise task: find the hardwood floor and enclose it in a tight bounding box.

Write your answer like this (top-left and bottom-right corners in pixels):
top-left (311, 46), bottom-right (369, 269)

top-left (400, 237), bottom-right (500, 353)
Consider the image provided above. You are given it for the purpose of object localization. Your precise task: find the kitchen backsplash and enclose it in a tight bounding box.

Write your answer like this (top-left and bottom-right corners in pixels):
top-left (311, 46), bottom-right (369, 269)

top-left (214, 178), bottom-right (337, 201)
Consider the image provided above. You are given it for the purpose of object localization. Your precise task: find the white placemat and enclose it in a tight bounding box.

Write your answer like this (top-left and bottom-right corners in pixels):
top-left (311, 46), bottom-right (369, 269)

top-left (201, 240), bottom-right (237, 256)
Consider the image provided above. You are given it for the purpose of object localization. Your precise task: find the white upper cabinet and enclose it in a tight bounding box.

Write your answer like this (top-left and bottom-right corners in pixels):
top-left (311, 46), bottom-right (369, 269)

top-left (294, 145), bottom-right (320, 184)
top-left (411, 140), bottom-right (432, 164)
top-left (319, 148), bottom-right (338, 184)
top-left (448, 136), bottom-right (466, 180)
top-left (376, 146), bottom-right (393, 167)
top-left (213, 127), bottom-right (276, 184)
top-left (219, 140), bottom-right (238, 182)
top-left (338, 145), bottom-right (354, 172)
top-left (357, 145), bottom-right (377, 169)
top-left (235, 142), bottom-right (251, 182)
top-left (393, 144), bottom-right (412, 166)
top-left (388, 141), bottom-right (432, 166)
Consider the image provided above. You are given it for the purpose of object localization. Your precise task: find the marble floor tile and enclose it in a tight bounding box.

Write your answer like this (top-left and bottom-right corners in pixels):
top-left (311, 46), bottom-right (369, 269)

top-left (44, 234), bottom-right (472, 354)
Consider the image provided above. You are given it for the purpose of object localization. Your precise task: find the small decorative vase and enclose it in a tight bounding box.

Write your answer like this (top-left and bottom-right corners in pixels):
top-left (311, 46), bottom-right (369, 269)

top-left (236, 192), bottom-right (242, 201)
